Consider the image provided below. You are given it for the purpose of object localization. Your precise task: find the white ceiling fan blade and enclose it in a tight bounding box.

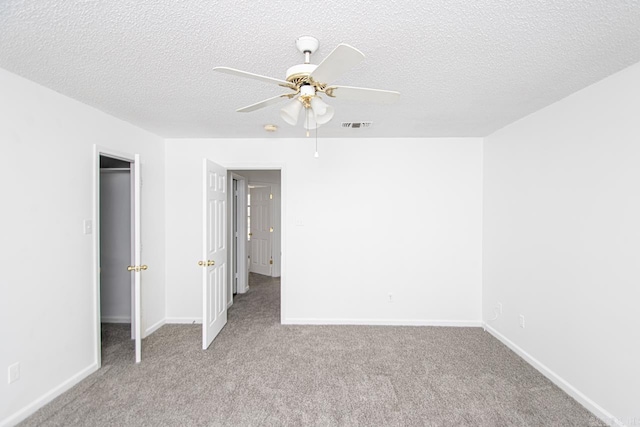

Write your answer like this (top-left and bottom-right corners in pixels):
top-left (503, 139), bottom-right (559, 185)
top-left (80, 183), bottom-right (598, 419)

top-left (236, 94), bottom-right (290, 112)
top-left (213, 67), bottom-right (292, 87)
top-left (325, 85), bottom-right (400, 104)
top-left (310, 44), bottom-right (365, 84)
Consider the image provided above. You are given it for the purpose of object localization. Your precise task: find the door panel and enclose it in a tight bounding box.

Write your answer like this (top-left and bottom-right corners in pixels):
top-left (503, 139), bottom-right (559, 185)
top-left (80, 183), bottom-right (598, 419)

top-left (249, 186), bottom-right (272, 276)
top-left (202, 160), bottom-right (228, 350)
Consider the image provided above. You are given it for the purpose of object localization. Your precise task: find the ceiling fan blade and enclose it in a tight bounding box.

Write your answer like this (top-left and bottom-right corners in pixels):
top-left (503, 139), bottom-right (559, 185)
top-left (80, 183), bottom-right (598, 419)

top-left (236, 94), bottom-right (290, 112)
top-left (325, 85), bottom-right (400, 104)
top-left (213, 67), bottom-right (292, 87)
top-left (310, 44), bottom-right (365, 84)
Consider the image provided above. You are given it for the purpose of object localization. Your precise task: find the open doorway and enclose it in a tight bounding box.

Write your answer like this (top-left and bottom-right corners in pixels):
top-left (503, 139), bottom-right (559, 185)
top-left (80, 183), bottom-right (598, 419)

top-left (98, 155), bottom-right (135, 364)
top-left (228, 169), bottom-right (282, 306)
top-left (200, 163), bottom-right (285, 349)
top-left (93, 147), bottom-right (143, 364)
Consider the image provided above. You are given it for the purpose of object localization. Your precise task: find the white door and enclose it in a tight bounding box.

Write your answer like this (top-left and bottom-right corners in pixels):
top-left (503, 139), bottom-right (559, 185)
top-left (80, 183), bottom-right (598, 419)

top-left (202, 159), bottom-right (228, 350)
top-left (249, 186), bottom-right (272, 276)
top-left (131, 155), bottom-right (142, 363)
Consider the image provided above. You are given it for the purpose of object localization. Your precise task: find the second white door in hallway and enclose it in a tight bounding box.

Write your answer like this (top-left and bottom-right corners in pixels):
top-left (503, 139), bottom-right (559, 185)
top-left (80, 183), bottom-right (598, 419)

top-left (249, 186), bottom-right (272, 276)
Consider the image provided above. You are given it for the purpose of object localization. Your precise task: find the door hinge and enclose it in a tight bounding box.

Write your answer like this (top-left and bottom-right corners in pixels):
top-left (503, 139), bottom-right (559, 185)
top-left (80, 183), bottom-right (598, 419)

top-left (269, 227), bottom-right (273, 233)
top-left (269, 193), bottom-right (273, 200)
top-left (269, 258), bottom-right (273, 265)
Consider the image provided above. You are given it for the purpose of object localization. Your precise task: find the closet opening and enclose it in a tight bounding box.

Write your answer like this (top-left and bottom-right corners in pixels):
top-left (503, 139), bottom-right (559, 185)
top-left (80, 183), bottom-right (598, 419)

top-left (98, 155), bottom-right (135, 364)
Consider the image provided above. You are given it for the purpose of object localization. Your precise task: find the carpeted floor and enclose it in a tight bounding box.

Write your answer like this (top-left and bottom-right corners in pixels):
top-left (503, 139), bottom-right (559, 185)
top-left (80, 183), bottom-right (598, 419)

top-left (21, 274), bottom-right (603, 426)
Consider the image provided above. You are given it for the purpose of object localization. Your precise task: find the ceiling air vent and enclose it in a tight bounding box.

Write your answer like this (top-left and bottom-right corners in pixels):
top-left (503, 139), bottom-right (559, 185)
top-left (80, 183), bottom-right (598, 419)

top-left (341, 122), bottom-right (372, 129)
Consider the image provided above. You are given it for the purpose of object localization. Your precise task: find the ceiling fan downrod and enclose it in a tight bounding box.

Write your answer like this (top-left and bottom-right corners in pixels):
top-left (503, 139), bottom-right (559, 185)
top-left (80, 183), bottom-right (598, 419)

top-left (296, 36), bottom-right (319, 65)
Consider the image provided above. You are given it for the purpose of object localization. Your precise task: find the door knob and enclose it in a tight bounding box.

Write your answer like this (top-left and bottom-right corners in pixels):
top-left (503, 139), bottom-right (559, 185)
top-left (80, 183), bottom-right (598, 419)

top-left (140, 265), bottom-right (148, 271)
top-left (207, 260), bottom-right (215, 266)
top-left (198, 260), bottom-right (215, 267)
top-left (127, 265), bottom-right (135, 271)
top-left (127, 265), bottom-right (148, 272)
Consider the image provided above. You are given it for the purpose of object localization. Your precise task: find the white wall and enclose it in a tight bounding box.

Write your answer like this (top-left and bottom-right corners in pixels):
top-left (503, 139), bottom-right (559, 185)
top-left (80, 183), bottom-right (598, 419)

top-left (483, 61), bottom-right (640, 425)
top-left (238, 170), bottom-right (281, 185)
top-left (0, 68), bottom-right (165, 426)
top-left (165, 137), bottom-right (483, 325)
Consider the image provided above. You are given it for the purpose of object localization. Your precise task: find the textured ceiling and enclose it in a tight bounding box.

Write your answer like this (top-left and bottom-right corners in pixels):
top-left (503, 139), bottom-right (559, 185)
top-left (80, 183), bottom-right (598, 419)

top-left (1, 0), bottom-right (639, 138)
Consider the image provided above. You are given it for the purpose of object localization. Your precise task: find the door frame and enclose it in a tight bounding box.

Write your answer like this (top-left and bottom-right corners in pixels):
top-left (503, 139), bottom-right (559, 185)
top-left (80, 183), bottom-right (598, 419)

top-left (221, 163), bottom-right (286, 322)
top-left (229, 172), bottom-right (248, 298)
top-left (92, 145), bottom-right (137, 367)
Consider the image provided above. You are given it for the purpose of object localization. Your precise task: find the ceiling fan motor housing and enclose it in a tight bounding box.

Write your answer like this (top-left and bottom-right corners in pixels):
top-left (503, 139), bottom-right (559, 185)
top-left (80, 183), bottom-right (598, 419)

top-left (285, 64), bottom-right (317, 82)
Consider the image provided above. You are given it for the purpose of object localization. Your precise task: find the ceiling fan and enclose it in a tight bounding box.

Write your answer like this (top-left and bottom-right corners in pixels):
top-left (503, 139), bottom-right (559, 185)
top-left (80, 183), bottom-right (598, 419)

top-left (213, 36), bottom-right (400, 132)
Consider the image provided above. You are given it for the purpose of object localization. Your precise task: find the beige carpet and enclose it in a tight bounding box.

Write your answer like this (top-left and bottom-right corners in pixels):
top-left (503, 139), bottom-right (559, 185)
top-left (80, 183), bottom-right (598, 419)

top-left (21, 274), bottom-right (603, 426)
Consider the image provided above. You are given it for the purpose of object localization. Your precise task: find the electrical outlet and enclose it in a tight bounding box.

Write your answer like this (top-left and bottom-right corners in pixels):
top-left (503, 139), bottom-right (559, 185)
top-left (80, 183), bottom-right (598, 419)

top-left (8, 362), bottom-right (20, 384)
top-left (388, 293), bottom-right (393, 303)
top-left (519, 315), bottom-right (525, 328)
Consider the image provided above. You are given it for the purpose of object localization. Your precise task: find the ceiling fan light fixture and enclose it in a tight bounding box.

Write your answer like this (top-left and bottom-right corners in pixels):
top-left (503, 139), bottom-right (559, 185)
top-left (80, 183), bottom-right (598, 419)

top-left (280, 98), bottom-right (303, 125)
top-left (313, 100), bottom-right (334, 125)
top-left (303, 108), bottom-right (318, 130)
top-left (310, 96), bottom-right (328, 115)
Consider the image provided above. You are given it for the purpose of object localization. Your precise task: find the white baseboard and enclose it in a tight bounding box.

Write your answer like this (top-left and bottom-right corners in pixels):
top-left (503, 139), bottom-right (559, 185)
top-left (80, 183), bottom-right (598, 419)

top-left (143, 318), bottom-right (165, 338)
top-left (165, 317), bottom-right (202, 324)
top-left (483, 323), bottom-right (623, 427)
top-left (100, 315), bottom-right (131, 324)
top-left (282, 318), bottom-right (482, 327)
top-left (0, 362), bottom-right (99, 427)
